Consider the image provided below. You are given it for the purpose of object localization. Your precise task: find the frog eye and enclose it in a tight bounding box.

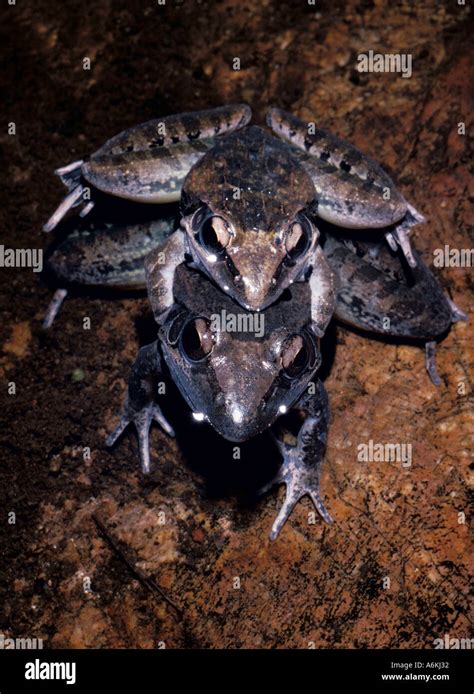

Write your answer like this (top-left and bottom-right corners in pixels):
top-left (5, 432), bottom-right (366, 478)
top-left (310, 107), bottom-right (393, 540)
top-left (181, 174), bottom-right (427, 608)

top-left (285, 217), bottom-right (312, 262)
top-left (280, 332), bottom-right (314, 379)
top-left (180, 317), bottom-right (215, 362)
top-left (198, 216), bottom-right (231, 255)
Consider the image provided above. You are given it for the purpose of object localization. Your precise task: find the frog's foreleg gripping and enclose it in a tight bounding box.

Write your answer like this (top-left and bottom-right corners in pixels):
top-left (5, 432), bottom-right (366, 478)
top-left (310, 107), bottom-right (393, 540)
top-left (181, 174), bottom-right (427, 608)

top-left (262, 380), bottom-right (333, 540)
top-left (306, 246), bottom-right (337, 337)
top-left (145, 230), bottom-right (186, 323)
top-left (106, 342), bottom-right (174, 473)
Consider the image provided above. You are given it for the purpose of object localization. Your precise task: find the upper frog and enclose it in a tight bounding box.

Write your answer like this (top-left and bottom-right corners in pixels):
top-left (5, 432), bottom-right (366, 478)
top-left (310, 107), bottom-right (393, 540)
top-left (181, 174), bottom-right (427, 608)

top-left (43, 103), bottom-right (419, 322)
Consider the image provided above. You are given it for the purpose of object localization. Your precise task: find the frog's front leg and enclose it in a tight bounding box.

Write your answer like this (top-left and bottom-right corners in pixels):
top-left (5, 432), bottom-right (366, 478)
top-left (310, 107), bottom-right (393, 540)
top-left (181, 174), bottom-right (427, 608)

top-left (301, 245), bottom-right (338, 337)
top-left (144, 230), bottom-right (187, 322)
top-left (44, 103), bottom-right (252, 231)
top-left (262, 380), bottom-right (333, 541)
top-left (106, 341), bottom-right (174, 473)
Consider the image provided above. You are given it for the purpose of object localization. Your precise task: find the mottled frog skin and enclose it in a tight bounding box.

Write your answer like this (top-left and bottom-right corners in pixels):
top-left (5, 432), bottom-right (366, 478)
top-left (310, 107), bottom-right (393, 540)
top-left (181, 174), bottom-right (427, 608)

top-left (42, 105), bottom-right (466, 538)
top-left (106, 263), bottom-right (332, 540)
top-left (44, 104), bottom-right (422, 326)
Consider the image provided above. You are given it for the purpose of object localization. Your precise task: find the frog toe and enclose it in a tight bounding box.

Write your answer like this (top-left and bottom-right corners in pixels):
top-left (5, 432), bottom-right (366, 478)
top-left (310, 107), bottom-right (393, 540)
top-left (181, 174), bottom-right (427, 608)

top-left (150, 403), bottom-right (175, 438)
top-left (107, 400), bottom-right (174, 473)
top-left (384, 203), bottom-right (425, 269)
top-left (270, 479), bottom-right (333, 540)
top-left (42, 288), bottom-right (68, 328)
top-left (269, 485), bottom-right (302, 541)
top-left (43, 183), bottom-right (85, 232)
top-left (106, 406), bottom-right (132, 448)
top-left (425, 341), bottom-right (442, 386)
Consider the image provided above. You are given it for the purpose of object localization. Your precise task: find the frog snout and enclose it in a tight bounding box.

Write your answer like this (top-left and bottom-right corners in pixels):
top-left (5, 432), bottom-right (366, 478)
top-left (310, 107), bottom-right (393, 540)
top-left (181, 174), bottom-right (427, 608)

top-left (239, 274), bottom-right (275, 311)
top-left (217, 398), bottom-right (264, 441)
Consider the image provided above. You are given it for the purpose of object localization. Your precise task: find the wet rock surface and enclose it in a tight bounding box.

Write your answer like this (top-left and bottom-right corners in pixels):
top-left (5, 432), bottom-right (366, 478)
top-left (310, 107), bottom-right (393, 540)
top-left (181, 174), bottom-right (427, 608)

top-left (0, 0), bottom-right (472, 648)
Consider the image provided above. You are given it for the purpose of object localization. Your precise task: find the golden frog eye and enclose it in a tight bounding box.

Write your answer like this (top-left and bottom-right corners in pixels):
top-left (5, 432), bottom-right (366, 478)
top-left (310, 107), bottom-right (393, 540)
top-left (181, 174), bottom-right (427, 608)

top-left (199, 216), bottom-right (231, 255)
top-left (180, 317), bottom-right (215, 362)
top-left (281, 333), bottom-right (312, 379)
top-left (285, 217), bottom-right (312, 261)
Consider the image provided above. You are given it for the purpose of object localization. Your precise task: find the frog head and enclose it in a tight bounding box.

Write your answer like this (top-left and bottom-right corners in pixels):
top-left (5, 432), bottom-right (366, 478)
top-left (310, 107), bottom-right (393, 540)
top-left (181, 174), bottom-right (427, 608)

top-left (180, 126), bottom-right (319, 312)
top-left (159, 265), bottom-right (320, 442)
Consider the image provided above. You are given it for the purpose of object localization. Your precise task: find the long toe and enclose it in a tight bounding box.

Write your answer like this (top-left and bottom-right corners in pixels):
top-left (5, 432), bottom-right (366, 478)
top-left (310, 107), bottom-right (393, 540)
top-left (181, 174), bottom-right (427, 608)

top-left (309, 490), bottom-right (333, 524)
top-left (106, 412), bottom-right (131, 447)
top-left (269, 484), bottom-right (302, 541)
top-left (151, 404), bottom-right (175, 437)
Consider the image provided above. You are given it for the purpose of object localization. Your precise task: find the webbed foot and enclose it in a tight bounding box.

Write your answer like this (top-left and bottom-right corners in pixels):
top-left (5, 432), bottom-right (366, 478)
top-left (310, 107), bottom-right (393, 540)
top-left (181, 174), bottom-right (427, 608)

top-left (261, 435), bottom-right (333, 540)
top-left (106, 398), bottom-right (175, 474)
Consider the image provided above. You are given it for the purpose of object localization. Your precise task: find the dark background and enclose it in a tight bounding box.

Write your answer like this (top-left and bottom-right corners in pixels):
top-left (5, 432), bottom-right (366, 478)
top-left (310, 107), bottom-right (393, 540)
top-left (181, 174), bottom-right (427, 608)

top-left (0, 0), bottom-right (472, 648)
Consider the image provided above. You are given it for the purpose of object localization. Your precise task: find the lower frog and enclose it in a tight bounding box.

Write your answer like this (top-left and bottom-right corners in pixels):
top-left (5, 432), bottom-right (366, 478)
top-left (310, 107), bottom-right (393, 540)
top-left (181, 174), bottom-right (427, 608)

top-left (106, 262), bottom-right (333, 540)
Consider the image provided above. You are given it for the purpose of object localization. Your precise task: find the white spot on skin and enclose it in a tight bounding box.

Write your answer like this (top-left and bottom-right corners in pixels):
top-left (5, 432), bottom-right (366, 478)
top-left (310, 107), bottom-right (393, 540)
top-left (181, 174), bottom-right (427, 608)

top-left (207, 254), bottom-right (218, 263)
top-left (278, 405), bottom-right (288, 414)
top-left (192, 412), bottom-right (205, 422)
top-left (230, 405), bottom-right (244, 424)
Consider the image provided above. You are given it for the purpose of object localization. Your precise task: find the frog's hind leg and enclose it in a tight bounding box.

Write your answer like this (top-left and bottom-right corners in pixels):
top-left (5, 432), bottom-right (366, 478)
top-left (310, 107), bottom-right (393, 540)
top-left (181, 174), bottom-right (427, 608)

top-left (385, 203), bottom-right (425, 269)
top-left (43, 215), bottom-right (175, 326)
top-left (266, 107), bottom-right (407, 230)
top-left (323, 234), bottom-right (465, 384)
top-left (44, 104), bottom-right (252, 232)
top-left (260, 381), bottom-right (333, 540)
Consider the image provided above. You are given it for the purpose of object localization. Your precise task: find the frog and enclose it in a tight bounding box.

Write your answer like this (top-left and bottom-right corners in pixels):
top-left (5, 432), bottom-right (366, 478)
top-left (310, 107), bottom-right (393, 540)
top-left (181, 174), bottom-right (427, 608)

top-left (42, 207), bottom-right (465, 538)
top-left (103, 262), bottom-right (332, 540)
top-left (43, 104), bottom-right (425, 331)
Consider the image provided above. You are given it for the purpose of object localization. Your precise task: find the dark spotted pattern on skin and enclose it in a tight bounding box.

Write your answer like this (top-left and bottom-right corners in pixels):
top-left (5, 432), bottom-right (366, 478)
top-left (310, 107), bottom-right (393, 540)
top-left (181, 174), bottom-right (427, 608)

top-left (182, 126), bottom-right (316, 234)
top-left (323, 233), bottom-right (453, 340)
top-left (92, 104), bottom-right (252, 157)
top-left (47, 215), bottom-right (175, 287)
top-left (267, 107), bottom-right (407, 229)
top-left (83, 138), bottom-right (217, 201)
